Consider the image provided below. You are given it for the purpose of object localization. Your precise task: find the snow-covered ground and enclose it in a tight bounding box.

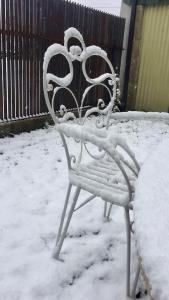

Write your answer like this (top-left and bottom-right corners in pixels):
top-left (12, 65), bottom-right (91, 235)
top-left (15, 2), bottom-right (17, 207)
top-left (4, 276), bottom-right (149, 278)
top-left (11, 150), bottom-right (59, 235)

top-left (134, 137), bottom-right (169, 300)
top-left (0, 118), bottom-right (169, 300)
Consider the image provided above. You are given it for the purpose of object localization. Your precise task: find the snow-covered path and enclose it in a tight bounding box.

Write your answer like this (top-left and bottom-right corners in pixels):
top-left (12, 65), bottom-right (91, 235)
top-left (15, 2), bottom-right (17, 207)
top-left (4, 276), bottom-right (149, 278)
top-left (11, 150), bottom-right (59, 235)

top-left (0, 119), bottom-right (169, 300)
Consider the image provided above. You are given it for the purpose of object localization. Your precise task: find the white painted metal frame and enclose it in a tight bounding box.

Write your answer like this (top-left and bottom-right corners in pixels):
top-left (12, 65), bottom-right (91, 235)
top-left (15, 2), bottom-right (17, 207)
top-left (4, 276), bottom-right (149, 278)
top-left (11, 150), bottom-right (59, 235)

top-left (43, 27), bottom-right (140, 298)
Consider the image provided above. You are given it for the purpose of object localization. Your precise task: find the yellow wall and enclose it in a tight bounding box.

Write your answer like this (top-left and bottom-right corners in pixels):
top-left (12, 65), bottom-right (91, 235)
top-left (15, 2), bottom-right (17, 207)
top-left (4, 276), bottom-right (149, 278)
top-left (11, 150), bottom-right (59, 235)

top-left (135, 5), bottom-right (169, 112)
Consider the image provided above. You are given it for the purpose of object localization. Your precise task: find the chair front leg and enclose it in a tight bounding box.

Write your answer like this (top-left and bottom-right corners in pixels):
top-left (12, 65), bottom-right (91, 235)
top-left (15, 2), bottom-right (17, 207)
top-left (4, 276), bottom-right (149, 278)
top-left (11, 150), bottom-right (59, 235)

top-left (125, 208), bottom-right (131, 297)
top-left (56, 183), bottom-right (72, 245)
top-left (53, 187), bottom-right (81, 260)
top-left (131, 261), bottom-right (141, 299)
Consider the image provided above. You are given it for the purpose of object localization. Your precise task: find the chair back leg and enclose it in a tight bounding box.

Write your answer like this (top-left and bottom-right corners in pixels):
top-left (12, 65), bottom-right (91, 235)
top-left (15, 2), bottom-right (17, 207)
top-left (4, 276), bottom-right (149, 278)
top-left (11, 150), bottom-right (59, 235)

top-left (125, 208), bottom-right (131, 297)
top-left (104, 202), bottom-right (108, 219)
top-left (106, 203), bottom-right (113, 221)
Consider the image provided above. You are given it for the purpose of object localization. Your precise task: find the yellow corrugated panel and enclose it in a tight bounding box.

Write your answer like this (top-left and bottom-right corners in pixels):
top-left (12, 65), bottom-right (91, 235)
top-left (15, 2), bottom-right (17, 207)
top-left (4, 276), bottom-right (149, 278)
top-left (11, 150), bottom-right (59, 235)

top-left (135, 5), bottom-right (169, 112)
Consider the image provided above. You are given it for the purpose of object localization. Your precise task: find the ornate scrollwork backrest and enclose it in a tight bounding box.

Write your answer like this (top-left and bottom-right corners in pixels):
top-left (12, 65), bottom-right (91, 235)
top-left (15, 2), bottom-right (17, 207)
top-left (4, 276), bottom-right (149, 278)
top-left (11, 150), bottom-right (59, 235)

top-left (43, 27), bottom-right (117, 169)
top-left (43, 27), bottom-right (117, 127)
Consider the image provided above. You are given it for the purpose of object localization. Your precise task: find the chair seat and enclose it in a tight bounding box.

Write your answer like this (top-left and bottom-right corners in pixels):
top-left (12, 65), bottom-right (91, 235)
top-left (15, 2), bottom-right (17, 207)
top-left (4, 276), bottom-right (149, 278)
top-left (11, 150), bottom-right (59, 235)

top-left (69, 158), bottom-right (136, 207)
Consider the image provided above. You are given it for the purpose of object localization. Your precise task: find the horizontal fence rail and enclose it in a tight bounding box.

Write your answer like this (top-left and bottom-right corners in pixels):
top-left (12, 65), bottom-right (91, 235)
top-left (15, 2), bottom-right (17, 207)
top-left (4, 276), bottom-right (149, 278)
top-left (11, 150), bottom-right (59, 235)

top-left (0, 0), bottom-right (125, 122)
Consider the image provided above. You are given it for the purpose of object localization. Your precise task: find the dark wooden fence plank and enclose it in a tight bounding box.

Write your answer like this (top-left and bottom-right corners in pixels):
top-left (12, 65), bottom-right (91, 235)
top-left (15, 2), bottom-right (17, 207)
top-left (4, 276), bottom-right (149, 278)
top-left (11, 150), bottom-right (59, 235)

top-left (0, 0), bottom-right (3, 120)
top-left (1, 0), bottom-right (7, 120)
top-left (0, 0), bottom-right (125, 122)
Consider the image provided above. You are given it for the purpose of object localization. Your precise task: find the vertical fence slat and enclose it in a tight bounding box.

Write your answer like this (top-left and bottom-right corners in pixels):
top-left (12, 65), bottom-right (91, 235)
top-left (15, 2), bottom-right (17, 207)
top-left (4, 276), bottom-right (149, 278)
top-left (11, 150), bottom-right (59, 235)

top-left (2, 0), bottom-right (7, 120)
top-left (6, 0), bottom-right (11, 120)
top-left (25, 0), bottom-right (29, 117)
top-left (27, 0), bottom-right (31, 116)
top-left (10, 0), bottom-right (14, 119)
top-left (22, 0), bottom-right (27, 117)
top-left (0, 0), bottom-right (4, 120)
top-left (14, 0), bottom-right (19, 118)
top-left (21, 0), bottom-right (25, 117)
top-left (32, 0), bottom-right (35, 116)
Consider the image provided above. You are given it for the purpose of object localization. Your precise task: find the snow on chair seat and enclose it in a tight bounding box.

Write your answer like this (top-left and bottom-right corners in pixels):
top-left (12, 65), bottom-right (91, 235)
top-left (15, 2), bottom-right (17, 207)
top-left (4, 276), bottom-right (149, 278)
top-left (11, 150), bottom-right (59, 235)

top-left (69, 159), bottom-right (137, 208)
top-left (70, 169), bottom-right (130, 207)
top-left (43, 27), bottom-right (140, 298)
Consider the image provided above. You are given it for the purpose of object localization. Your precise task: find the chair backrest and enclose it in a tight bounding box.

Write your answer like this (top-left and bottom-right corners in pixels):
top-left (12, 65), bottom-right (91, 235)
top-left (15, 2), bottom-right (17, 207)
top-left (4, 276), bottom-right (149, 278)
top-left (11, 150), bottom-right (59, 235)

top-left (43, 27), bottom-right (117, 129)
top-left (43, 27), bottom-right (119, 170)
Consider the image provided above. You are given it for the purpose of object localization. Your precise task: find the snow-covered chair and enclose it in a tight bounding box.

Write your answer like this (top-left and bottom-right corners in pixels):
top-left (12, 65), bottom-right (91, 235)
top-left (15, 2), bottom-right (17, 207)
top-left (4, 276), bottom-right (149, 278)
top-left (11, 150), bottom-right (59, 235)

top-left (43, 27), bottom-right (140, 297)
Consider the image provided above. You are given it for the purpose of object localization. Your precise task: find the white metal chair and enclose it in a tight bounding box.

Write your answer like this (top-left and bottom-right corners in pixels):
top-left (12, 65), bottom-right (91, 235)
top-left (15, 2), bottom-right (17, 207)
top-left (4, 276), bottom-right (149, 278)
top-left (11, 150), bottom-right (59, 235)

top-left (43, 27), bottom-right (140, 298)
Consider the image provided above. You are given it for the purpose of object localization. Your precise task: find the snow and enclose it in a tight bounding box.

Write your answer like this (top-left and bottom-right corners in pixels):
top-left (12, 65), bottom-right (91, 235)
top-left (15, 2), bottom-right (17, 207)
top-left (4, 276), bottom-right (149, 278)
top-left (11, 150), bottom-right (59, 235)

top-left (0, 117), bottom-right (169, 300)
top-left (69, 169), bottom-right (130, 207)
top-left (110, 111), bottom-right (169, 123)
top-left (43, 43), bottom-right (73, 88)
top-left (64, 27), bottom-right (86, 53)
top-left (134, 138), bottom-right (169, 300)
top-left (80, 45), bottom-right (107, 61)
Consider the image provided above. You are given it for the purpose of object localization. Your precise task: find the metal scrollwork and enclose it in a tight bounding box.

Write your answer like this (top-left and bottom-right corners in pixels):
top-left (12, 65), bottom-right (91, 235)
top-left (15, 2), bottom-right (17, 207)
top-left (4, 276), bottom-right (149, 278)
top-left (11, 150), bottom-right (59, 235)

top-left (43, 27), bottom-right (117, 168)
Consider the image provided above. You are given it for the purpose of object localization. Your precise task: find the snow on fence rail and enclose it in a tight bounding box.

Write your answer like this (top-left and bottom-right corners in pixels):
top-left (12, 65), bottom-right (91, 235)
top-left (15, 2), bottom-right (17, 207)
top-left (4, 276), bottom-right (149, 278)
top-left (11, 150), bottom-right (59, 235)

top-left (110, 111), bottom-right (169, 123)
top-left (0, 0), bottom-right (125, 123)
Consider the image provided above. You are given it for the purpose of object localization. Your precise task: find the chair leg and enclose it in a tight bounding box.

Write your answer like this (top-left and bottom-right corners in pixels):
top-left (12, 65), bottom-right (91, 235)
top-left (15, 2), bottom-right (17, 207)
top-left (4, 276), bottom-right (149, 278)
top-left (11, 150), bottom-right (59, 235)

top-left (53, 187), bottom-right (81, 259)
top-left (103, 201), bottom-right (108, 219)
top-left (125, 208), bottom-right (131, 297)
top-left (131, 261), bottom-right (141, 299)
top-left (56, 183), bottom-right (72, 245)
top-left (106, 203), bottom-right (113, 220)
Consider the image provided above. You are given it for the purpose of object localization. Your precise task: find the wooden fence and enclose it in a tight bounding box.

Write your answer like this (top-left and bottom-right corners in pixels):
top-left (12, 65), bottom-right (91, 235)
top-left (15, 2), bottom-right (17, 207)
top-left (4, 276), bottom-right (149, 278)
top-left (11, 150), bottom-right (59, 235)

top-left (0, 0), bottom-right (125, 122)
